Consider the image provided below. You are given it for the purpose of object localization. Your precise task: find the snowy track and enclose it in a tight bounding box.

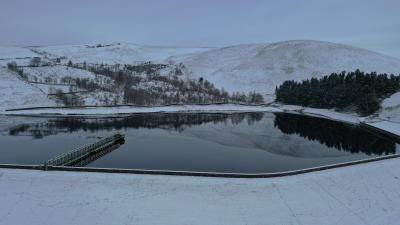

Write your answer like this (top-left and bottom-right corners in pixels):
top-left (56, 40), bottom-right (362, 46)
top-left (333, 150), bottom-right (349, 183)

top-left (1, 158), bottom-right (400, 225)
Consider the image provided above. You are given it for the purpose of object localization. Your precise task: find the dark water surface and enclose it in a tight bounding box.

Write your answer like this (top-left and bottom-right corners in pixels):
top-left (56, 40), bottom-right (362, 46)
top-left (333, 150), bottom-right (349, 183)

top-left (0, 113), bottom-right (398, 173)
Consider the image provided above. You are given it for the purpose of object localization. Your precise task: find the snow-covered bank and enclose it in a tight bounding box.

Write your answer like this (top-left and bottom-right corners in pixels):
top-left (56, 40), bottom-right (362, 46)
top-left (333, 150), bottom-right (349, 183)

top-left (1, 158), bottom-right (400, 225)
top-left (3, 104), bottom-right (282, 116)
top-left (2, 104), bottom-right (361, 125)
top-left (277, 104), bottom-right (362, 124)
top-left (0, 103), bottom-right (362, 128)
top-left (365, 121), bottom-right (400, 137)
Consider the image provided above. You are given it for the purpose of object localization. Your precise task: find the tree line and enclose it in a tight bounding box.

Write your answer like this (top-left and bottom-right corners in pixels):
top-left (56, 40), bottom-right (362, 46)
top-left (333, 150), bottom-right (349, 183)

top-left (275, 70), bottom-right (400, 115)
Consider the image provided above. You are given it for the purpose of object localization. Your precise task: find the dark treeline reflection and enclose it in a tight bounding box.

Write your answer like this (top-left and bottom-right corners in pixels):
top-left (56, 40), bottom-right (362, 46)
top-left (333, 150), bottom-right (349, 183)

top-left (274, 113), bottom-right (397, 155)
top-left (8, 113), bottom-right (265, 139)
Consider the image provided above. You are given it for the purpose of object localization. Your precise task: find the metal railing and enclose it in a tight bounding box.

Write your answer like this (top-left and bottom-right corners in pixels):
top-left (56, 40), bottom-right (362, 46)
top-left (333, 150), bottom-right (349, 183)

top-left (43, 133), bottom-right (124, 167)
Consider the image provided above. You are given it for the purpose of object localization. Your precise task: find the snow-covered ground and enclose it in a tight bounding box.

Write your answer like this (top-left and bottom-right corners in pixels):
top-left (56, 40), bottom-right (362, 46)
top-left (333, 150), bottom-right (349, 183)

top-left (378, 106), bottom-right (400, 123)
top-left (23, 65), bottom-right (99, 81)
top-left (0, 47), bottom-right (40, 68)
top-left (1, 157), bottom-right (400, 225)
top-left (0, 68), bottom-right (56, 111)
top-left (302, 108), bottom-right (362, 124)
top-left (32, 42), bottom-right (212, 64)
top-left (0, 46), bottom-right (38, 60)
top-left (273, 104), bottom-right (362, 124)
top-left (382, 92), bottom-right (400, 108)
top-left (377, 92), bottom-right (400, 123)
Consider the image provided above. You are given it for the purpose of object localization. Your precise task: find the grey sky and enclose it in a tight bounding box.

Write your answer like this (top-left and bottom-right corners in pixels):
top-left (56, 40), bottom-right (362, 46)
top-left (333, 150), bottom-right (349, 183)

top-left (1, 0), bottom-right (399, 58)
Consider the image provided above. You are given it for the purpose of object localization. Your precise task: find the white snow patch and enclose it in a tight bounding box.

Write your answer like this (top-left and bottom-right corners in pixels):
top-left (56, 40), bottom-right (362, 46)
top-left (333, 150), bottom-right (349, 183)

top-left (378, 106), bottom-right (400, 123)
top-left (382, 92), bottom-right (400, 108)
top-left (375, 92), bottom-right (400, 123)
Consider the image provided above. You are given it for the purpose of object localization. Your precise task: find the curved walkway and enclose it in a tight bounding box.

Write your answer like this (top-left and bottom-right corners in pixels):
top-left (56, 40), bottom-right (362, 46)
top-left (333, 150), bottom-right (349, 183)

top-left (1, 158), bottom-right (400, 225)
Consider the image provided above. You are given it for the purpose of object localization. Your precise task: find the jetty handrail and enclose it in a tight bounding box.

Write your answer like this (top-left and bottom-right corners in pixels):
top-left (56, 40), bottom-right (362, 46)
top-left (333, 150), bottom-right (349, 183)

top-left (44, 133), bottom-right (124, 166)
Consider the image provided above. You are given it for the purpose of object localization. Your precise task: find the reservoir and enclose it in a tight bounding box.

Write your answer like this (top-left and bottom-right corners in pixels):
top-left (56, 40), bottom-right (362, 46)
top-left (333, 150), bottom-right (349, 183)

top-left (0, 113), bottom-right (398, 173)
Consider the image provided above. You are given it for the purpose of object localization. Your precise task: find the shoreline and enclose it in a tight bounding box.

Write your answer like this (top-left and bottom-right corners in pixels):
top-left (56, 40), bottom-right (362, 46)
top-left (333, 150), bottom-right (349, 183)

top-left (2, 103), bottom-right (400, 138)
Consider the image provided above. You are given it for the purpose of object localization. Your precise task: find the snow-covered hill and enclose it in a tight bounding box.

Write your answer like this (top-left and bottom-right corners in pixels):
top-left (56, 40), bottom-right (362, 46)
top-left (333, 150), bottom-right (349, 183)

top-left (180, 40), bottom-right (400, 94)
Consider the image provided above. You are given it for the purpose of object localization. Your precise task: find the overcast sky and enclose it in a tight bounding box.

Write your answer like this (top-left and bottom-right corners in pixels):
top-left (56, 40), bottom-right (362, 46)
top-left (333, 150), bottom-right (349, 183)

top-left (1, 0), bottom-right (399, 58)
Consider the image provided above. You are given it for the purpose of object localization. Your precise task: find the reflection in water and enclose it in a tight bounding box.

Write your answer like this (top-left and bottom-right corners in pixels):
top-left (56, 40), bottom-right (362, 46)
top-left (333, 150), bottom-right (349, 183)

top-left (6, 112), bottom-right (398, 158)
top-left (2, 113), bottom-right (399, 172)
top-left (8, 113), bottom-right (264, 138)
top-left (273, 113), bottom-right (397, 155)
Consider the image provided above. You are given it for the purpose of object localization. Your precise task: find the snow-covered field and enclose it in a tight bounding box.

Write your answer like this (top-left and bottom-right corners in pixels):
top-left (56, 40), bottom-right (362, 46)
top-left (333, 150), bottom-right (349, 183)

top-left (1, 157), bottom-right (400, 225)
top-left (0, 46), bottom-right (38, 60)
top-left (32, 42), bottom-right (212, 64)
top-left (23, 65), bottom-right (98, 81)
top-left (33, 83), bottom-right (82, 94)
top-left (0, 68), bottom-right (55, 111)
